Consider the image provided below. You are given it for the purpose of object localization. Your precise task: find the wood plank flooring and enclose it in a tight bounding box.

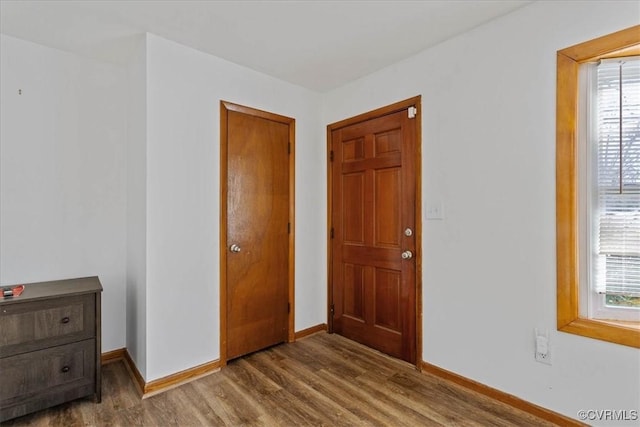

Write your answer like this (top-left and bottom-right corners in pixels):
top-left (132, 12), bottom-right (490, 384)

top-left (3, 332), bottom-right (556, 426)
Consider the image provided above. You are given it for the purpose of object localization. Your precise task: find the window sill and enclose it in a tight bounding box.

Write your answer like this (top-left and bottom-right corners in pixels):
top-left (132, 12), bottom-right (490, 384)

top-left (599, 318), bottom-right (640, 331)
top-left (558, 317), bottom-right (640, 348)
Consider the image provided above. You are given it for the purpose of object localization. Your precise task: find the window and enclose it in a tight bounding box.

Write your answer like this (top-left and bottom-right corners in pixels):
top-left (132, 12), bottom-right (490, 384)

top-left (557, 25), bottom-right (640, 348)
top-left (581, 58), bottom-right (640, 322)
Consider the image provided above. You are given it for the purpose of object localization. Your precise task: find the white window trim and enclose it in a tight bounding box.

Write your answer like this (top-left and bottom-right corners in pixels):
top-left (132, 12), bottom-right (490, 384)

top-left (578, 60), bottom-right (640, 323)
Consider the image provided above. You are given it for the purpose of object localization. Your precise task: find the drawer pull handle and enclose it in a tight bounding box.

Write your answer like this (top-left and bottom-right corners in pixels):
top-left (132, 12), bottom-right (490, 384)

top-left (61, 366), bottom-right (70, 373)
top-left (61, 317), bottom-right (70, 324)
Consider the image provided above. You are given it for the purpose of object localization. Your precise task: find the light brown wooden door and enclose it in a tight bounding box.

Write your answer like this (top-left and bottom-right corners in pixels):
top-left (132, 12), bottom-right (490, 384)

top-left (330, 101), bottom-right (419, 364)
top-left (221, 102), bottom-right (294, 361)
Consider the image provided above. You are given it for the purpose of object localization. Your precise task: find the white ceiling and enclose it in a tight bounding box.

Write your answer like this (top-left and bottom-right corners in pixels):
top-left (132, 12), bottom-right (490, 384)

top-left (0, 0), bottom-right (531, 92)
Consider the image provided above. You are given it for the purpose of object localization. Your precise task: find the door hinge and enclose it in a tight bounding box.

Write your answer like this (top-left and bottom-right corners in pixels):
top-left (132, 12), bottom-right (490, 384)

top-left (408, 106), bottom-right (417, 119)
top-left (288, 222), bottom-right (291, 234)
top-left (329, 150), bottom-right (334, 162)
top-left (330, 303), bottom-right (335, 317)
top-left (288, 302), bottom-right (291, 314)
top-left (330, 227), bottom-right (334, 239)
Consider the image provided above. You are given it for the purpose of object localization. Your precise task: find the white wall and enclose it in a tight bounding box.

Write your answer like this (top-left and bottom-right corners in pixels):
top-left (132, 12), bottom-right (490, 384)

top-left (0, 34), bottom-right (127, 352)
top-left (322, 1), bottom-right (640, 423)
top-left (143, 34), bottom-right (324, 381)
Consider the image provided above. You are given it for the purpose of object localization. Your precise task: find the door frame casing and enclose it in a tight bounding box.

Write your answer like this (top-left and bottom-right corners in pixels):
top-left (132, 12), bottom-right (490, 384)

top-left (326, 96), bottom-right (422, 366)
top-left (219, 101), bottom-right (296, 366)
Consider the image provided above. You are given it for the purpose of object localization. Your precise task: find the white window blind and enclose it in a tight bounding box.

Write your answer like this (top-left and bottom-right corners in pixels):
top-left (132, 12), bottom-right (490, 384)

top-left (592, 57), bottom-right (640, 297)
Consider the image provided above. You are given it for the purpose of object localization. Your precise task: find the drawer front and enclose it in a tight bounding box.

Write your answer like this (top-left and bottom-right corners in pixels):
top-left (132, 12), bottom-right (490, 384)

top-left (0, 294), bottom-right (95, 357)
top-left (0, 339), bottom-right (95, 406)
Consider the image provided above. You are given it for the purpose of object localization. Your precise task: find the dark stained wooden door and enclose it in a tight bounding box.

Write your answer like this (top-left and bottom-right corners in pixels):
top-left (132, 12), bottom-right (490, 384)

top-left (223, 104), bottom-right (291, 361)
top-left (330, 106), bottom-right (417, 363)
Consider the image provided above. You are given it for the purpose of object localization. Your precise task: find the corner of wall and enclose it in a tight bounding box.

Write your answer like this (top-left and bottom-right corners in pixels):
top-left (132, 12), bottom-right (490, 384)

top-left (125, 33), bottom-right (148, 380)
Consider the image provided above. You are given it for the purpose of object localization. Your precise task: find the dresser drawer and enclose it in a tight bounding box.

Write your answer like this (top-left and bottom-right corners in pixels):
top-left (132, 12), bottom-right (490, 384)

top-left (0, 294), bottom-right (95, 357)
top-left (0, 339), bottom-right (96, 407)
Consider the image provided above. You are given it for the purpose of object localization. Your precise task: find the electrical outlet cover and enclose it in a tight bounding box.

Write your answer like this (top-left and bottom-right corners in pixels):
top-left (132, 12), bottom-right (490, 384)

top-left (535, 350), bottom-right (552, 365)
top-left (534, 330), bottom-right (552, 365)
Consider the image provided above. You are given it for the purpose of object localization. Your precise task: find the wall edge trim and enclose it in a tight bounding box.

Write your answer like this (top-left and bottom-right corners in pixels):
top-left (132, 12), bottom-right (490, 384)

top-left (295, 323), bottom-right (328, 340)
top-left (420, 361), bottom-right (585, 426)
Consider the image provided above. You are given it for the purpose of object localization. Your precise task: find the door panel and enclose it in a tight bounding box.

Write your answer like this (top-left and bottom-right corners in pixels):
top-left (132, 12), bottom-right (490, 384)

top-left (331, 106), bottom-right (417, 363)
top-left (343, 173), bottom-right (365, 244)
top-left (343, 263), bottom-right (365, 320)
top-left (375, 168), bottom-right (401, 247)
top-left (223, 105), bottom-right (292, 361)
top-left (374, 268), bottom-right (401, 331)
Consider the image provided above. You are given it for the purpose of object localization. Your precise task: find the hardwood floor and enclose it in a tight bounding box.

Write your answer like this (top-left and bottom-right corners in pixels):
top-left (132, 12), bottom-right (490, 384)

top-left (4, 333), bottom-right (557, 426)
